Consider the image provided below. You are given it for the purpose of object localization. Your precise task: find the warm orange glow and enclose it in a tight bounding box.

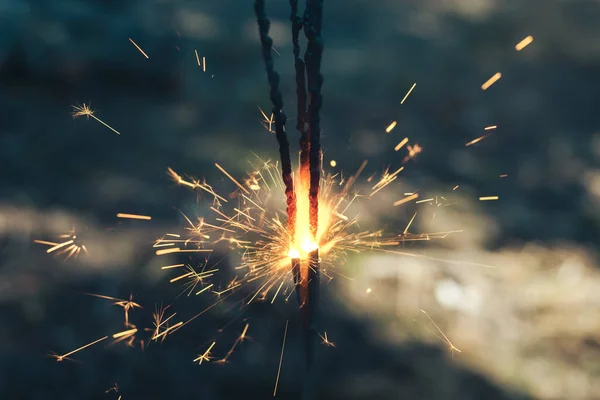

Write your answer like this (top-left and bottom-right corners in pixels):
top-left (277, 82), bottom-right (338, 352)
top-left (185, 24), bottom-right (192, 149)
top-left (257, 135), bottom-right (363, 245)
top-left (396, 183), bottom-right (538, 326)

top-left (288, 248), bottom-right (300, 259)
top-left (288, 168), bottom-right (331, 260)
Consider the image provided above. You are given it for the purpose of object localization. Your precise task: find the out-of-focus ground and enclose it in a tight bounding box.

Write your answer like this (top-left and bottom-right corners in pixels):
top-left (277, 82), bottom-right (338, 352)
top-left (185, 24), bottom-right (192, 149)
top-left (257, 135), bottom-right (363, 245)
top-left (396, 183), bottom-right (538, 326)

top-left (1, 0), bottom-right (599, 399)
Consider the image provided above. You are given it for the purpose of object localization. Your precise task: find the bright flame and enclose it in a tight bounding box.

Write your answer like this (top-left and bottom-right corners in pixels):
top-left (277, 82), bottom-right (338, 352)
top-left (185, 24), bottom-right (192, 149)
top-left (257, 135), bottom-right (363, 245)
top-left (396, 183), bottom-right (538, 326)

top-left (289, 168), bottom-right (332, 260)
top-left (288, 248), bottom-right (300, 259)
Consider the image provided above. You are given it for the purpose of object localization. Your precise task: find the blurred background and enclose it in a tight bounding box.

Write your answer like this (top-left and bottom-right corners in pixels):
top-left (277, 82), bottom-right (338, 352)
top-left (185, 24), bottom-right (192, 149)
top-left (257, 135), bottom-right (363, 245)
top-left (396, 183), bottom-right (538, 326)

top-left (1, 0), bottom-right (600, 399)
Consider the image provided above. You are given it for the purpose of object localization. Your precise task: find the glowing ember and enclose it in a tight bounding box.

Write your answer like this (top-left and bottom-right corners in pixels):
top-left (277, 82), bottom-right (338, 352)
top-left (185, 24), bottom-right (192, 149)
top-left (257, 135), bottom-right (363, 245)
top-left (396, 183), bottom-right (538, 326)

top-left (515, 36), bottom-right (534, 51)
top-left (481, 73), bottom-right (502, 90)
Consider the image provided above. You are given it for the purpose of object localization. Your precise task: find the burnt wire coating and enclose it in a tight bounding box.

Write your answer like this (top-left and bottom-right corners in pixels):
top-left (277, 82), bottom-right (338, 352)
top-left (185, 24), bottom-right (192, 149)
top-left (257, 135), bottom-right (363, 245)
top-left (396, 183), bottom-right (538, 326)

top-left (303, 0), bottom-right (324, 239)
top-left (254, 0), bottom-right (297, 239)
top-left (290, 0), bottom-right (310, 179)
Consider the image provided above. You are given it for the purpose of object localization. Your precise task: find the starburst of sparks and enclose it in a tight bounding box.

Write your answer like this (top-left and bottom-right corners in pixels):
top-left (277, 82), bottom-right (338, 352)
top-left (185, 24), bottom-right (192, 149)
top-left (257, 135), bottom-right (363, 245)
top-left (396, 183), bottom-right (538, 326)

top-left (34, 228), bottom-right (88, 260)
top-left (319, 331), bottom-right (335, 347)
top-left (150, 148), bottom-right (472, 333)
top-left (71, 103), bottom-right (121, 135)
top-left (43, 10), bottom-right (527, 396)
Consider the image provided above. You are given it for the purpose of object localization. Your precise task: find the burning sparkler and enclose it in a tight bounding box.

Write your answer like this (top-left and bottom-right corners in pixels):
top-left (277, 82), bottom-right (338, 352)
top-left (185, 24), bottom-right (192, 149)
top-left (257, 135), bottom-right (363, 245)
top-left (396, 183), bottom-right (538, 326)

top-left (45, 1), bottom-right (518, 396)
top-left (255, 0), bottom-right (326, 377)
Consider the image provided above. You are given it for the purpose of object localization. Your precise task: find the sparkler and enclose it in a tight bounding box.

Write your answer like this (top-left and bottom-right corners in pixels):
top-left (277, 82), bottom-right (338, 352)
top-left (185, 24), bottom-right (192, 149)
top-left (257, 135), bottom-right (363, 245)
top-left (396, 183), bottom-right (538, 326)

top-left (45, 1), bottom-right (516, 395)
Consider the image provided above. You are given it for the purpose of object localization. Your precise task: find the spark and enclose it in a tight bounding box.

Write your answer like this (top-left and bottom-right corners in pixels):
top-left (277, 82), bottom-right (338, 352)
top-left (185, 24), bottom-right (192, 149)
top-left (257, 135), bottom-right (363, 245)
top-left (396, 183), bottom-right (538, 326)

top-left (203, 56), bottom-right (206, 72)
top-left (128, 38), bottom-right (149, 59)
top-left (195, 50), bottom-right (201, 66)
top-left (157, 155), bottom-right (468, 354)
top-left (273, 320), bottom-right (288, 397)
top-left (465, 133), bottom-right (492, 147)
top-left (150, 306), bottom-right (182, 342)
top-left (193, 341), bottom-right (216, 365)
top-left (106, 383), bottom-right (120, 395)
top-left (394, 137), bottom-right (409, 151)
top-left (366, 287), bottom-right (372, 294)
top-left (385, 121), bottom-right (397, 133)
top-left (85, 293), bottom-right (142, 328)
top-left (371, 166), bottom-right (404, 196)
top-left (35, 229), bottom-right (88, 260)
top-left (161, 264), bottom-right (185, 270)
top-left (500, 174), bottom-right (508, 178)
top-left (215, 163), bottom-right (250, 194)
top-left (420, 309), bottom-right (461, 356)
top-left (515, 36), bottom-right (534, 51)
top-left (217, 323), bottom-right (250, 363)
top-left (401, 83), bottom-right (416, 104)
top-left (393, 193), bottom-right (419, 206)
top-left (51, 336), bottom-right (108, 362)
top-left (484, 125), bottom-right (497, 130)
top-left (319, 331), bottom-right (335, 347)
top-left (259, 106), bottom-right (275, 133)
top-left (415, 198), bottom-right (434, 204)
top-left (112, 328), bottom-right (138, 341)
top-left (72, 103), bottom-right (121, 135)
top-left (155, 248), bottom-right (213, 256)
top-left (404, 212), bottom-right (417, 234)
top-left (481, 73), bottom-right (501, 91)
top-left (117, 213), bottom-right (152, 220)
top-left (479, 196), bottom-right (499, 201)
top-left (167, 167), bottom-right (228, 202)
top-left (452, 185), bottom-right (459, 191)
top-left (329, 160), bottom-right (337, 167)
top-left (403, 144), bottom-right (422, 163)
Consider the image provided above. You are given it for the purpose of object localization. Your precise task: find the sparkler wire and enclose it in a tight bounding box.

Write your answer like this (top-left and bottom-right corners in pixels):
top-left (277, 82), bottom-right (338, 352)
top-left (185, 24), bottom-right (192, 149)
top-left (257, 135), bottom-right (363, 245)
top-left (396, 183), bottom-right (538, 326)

top-left (303, 0), bottom-right (324, 239)
top-left (290, 0), bottom-right (310, 178)
top-left (254, 0), bottom-right (297, 239)
top-left (256, 0), bottom-right (326, 391)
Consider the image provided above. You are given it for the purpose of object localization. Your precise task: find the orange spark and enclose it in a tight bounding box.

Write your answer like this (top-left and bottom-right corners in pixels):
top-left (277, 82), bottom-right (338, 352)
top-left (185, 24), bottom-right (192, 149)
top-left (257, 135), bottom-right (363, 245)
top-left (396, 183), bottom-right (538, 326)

top-left (415, 198), bottom-right (433, 204)
top-left (112, 328), bottom-right (138, 341)
top-left (72, 103), bottom-right (121, 135)
top-left (481, 73), bottom-right (501, 90)
top-left (117, 213), bottom-right (152, 220)
top-left (403, 144), bottom-right (422, 163)
top-left (161, 264), bottom-right (185, 270)
top-left (465, 133), bottom-right (492, 147)
top-left (217, 323), bottom-right (250, 364)
top-left (385, 121), bottom-right (397, 133)
top-left (394, 137), bottom-right (409, 151)
top-left (401, 83), bottom-right (416, 104)
top-left (393, 193), bottom-right (419, 206)
top-left (421, 310), bottom-right (461, 355)
top-left (128, 38), bottom-right (149, 59)
top-left (515, 36), bottom-right (534, 51)
top-left (484, 125), bottom-right (497, 130)
top-left (193, 341), bottom-right (216, 365)
top-left (319, 332), bottom-right (335, 347)
top-left (155, 248), bottom-right (213, 256)
top-left (52, 336), bottom-right (108, 362)
top-left (273, 320), bottom-right (288, 397)
top-left (215, 163), bottom-right (250, 194)
top-left (47, 239), bottom-right (73, 254)
top-left (85, 293), bottom-right (142, 327)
